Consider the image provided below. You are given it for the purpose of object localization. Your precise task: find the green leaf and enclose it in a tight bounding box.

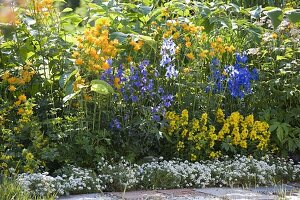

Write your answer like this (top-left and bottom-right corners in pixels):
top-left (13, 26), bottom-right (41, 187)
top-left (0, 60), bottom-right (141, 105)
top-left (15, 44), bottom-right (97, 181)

top-left (276, 126), bottom-right (284, 142)
top-left (62, 8), bottom-right (73, 12)
top-left (138, 5), bottom-right (152, 15)
top-left (285, 9), bottom-right (300, 24)
top-left (110, 32), bottom-right (129, 43)
top-left (269, 124), bottom-right (278, 132)
top-left (265, 8), bottom-right (283, 29)
top-left (90, 80), bottom-right (114, 95)
top-left (61, 13), bottom-right (83, 27)
top-left (288, 139), bottom-right (297, 152)
top-left (276, 55), bottom-right (287, 61)
top-left (59, 69), bottom-right (78, 88)
top-left (63, 91), bottom-right (80, 103)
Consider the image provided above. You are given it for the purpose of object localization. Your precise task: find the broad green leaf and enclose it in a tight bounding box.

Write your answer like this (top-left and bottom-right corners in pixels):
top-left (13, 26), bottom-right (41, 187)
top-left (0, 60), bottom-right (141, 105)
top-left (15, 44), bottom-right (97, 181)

top-left (110, 32), bottom-right (129, 43)
top-left (265, 8), bottom-right (283, 29)
top-left (138, 5), bottom-right (152, 15)
top-left (61, 13), bottom-right (83, 27)
top-left (88, 3), bottom-right (105, 11)
top-left (59, 69), bottom-right (78, 88)
top-left (285, 9), bottom-right (300, 24)
top-left (62, 8), bottom-right (73, 12)
top-left (269, 123), bottom-right (278, 132)
top-left (90, 80), bottom-right (114, 95)
top-left (276, 126), bottom-right (284, 142)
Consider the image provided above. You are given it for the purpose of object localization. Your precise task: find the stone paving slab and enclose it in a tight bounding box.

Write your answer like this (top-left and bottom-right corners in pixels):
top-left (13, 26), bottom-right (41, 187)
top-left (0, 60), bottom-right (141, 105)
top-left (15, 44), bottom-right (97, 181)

top-left (287, 182), bottom-right (300, 188)
top-left (196, 188), bottom-right (276, 199)
top-left (249, 184), bottom-right (299, 195)
top-left (157, 189), bottom-right (219, 199)
top-left (59, 193), bottom-right (116, 200)
top-left (110, 190), bottom-right (166, 200)
top-left (58, 185), bottom-right (300, 200)
top-left (286, 191), bottom-right (300, 200)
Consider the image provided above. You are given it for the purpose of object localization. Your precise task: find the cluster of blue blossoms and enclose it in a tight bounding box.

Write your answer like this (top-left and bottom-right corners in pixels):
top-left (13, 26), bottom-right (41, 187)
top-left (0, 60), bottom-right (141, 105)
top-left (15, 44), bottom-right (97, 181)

top-left (208, 53), bottom-right (259, 98)
top-left (101, 60), bottom-right (174, 129)
top-left (103, 38), bottom-right (182, 129)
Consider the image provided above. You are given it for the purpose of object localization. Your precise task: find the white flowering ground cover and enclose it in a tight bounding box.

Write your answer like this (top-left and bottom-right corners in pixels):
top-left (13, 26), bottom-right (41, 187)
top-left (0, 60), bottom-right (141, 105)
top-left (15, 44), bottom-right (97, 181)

top-left (17, 155), bottom-right (300, 197)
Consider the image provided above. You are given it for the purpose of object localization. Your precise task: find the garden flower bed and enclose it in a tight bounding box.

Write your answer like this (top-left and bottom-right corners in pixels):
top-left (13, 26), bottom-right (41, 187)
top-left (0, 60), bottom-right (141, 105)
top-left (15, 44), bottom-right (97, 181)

top-left (16, 155), bottom-right (300, 197)
top-left (0, 0), bottom-right (300, 197)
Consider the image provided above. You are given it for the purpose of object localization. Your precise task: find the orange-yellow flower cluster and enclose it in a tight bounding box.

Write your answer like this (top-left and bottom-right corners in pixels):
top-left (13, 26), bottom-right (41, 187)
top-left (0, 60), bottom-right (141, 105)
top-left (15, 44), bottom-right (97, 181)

top-left (129, 40), bottom-right (144, 51)
top-left (73, 18), bottom-right (119, 73)
top-left (1, 66), bottom-right (36, 92)
top-left (33, 0), bottom-right (53, 13)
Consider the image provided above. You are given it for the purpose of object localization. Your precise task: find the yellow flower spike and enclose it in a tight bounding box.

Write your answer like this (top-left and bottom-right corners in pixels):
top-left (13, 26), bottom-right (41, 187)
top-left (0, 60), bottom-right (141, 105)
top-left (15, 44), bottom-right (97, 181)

top-left (201, 113), bottom-right (208, 125)
top-left (245, 114), bottom-right (254, 126)
top-left (192, 119), bottom-right (200, 131)
top-left (190, 154), bottom-right (197, 161)
top-left (181, 129), bottom-right (188, 138)
top-left (176, 141), bottom-right (185, 151)
top-left (209, 151), bottom-right (217, 159)
top-left (180, 109), bottom-right (189, 126)
top-left (240, 140), bottom-right (247, 148)
top-left (216, 108), bottom-right (225, 123)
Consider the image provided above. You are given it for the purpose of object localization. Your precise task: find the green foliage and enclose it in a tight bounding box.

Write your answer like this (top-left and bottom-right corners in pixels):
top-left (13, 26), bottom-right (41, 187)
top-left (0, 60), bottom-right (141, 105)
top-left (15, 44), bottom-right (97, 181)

top-left (0, 0), bottom-right (300, 174)
top-left (0, 176), bottom-right (55, 200)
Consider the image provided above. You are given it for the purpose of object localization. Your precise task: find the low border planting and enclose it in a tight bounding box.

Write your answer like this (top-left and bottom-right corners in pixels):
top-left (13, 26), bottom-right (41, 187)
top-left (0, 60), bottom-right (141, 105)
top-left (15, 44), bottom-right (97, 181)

top-left (16, 155), bottom-right (300, 197)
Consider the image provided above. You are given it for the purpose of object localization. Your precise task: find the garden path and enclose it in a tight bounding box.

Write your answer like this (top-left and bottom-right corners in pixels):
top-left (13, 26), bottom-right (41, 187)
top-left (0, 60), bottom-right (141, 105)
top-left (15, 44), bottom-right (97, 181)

top-left (59, 183), bottom-right (300, 200)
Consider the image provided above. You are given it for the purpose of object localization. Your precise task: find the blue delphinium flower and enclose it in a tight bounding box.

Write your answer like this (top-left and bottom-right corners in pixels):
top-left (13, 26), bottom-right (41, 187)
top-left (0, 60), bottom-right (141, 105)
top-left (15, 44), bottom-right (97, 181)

top-left (207, 60), bottom-right (226, 93)
top-left (160, 38), bottom-right (178, 79)
top-left (208, 53), bottom-right (259, 99)
top-left (226, 65), bottom-right (258, 98)
top-left (235, 52), bottom-right (248, 64)
top-left (110, 118), bottom-right (121, 129)
top-left (161, 94), bottom-right (173, 108)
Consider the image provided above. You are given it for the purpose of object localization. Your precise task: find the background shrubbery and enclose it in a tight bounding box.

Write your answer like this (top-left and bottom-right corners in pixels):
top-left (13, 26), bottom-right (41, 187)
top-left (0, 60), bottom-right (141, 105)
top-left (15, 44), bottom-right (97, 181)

top-left (0, 0), bottom-right (299, 178)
